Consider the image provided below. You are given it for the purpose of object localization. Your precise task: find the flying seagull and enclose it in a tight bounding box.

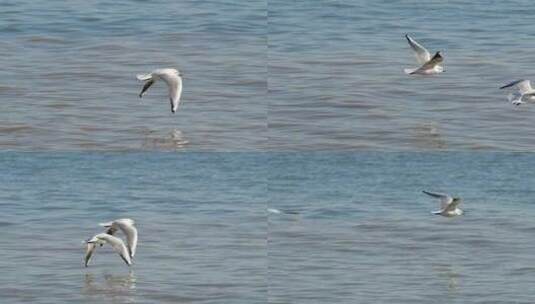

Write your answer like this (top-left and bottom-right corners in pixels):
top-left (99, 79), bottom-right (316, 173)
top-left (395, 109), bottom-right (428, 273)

top-left (267, 208), bottom-right (299, 215)
top-left (137, 68), bottom-right (183, 113)
top-left (84, 233), bottom-right (132, 267)
top-left (422, 190), bottom-right (463, 217)
top-left (99, 218), bottom-right (138, 258)
top-left (404, 35), bottom-right (444, 75)
top-left (499, 79), bottom-right (535, 106)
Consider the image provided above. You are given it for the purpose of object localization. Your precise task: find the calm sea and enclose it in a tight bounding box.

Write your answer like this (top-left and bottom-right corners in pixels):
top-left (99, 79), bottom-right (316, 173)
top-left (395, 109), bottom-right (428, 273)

top-left (0, 152), bottom-right (266, 304)
top-left (0, 0), bottom-right (266, 151)
top-left (2, 1), bottom-right (535, 150)
top-left (269, 152), bottom-right (535, 303)
top-left (268, 0), bottom-right (535, 150)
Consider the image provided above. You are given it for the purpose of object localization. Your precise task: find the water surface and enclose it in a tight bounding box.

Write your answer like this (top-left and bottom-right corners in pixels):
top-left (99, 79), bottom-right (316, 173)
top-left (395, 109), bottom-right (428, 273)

top-left (0, 152), bottom-right (266, 304)
top-left (269, 152), bottom-right (535, 303)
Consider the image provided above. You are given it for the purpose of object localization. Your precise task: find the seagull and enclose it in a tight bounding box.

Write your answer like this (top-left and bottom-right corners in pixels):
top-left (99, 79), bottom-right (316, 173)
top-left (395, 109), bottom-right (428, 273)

top-left (499, 79), bottom-right (535, 106)
top-left (84, 233), bottom-right (132, 267)
top-left (99, 218), bottom-right (138, 258)
top-left (404, 35), bottom-right (444, 75)
top-left (137, 68), bottom-right (183, 113)
top-left (267, 208), bottom-right (299, 215)
top-left (267, 208), bottom-right (282, 214)
top-left (422, 190), bottom-right (463, 217)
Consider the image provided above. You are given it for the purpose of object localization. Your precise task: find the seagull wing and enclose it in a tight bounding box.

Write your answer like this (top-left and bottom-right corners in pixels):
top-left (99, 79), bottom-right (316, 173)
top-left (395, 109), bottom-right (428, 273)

top-left (406, 35), bottom-right (431, 64)
top-left (105, 235), bottom-right (132, 266)
top-left (159, 71), bottom-right (183, 113)
top-left (422, 190), bottom-right (453, 210)
top-left (410, 52), bottom-right (443, 74)
top-left (99, 221), bottom-right (119, 235)
top-left (139, 79), bottom-right (155, 98)
top-left (84, 242), bottom-right (97, 267)
top-left (118, 222), bottom-right (138, 258)
top-left (500, 79), bottom-right (532, 94)
top-left (516, 80), bottom-right (532, 94)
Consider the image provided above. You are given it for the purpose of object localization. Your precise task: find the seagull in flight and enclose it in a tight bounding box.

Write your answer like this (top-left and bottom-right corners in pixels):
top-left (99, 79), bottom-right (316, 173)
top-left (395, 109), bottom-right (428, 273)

top-left (499, 79), bottom-right (535, 106)
top-left (83, 218), bottom-right (138, 267)
top-left (84, 233), bottom-right (132, 267)
top-left (422, 190), bottom-right (463, 217)
top-left (137, 68), bottom-right (183, 113)
top-left (404, 35), bottom-right (444, 75)
top-left (99, 218), bottom-right (138, 258)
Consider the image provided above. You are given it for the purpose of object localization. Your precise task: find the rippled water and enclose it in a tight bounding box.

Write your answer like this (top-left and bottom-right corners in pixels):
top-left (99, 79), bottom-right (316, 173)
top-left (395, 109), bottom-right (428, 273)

top-left (269, 152), bottom-right (535, 303)
top-left (0, 153), bottom-right (266, 303)
top-left (4, 1), bottom-right (535, 150)
top-left (269, 0), bottom-right (535, 150)
top-left (0, 1), bottom-right (266, 151)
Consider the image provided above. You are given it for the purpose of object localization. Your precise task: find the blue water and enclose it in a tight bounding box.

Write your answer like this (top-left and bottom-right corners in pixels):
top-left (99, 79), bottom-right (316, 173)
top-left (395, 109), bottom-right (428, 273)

top-left (268, 0), bottom-right (535, 150)
top-left (269, 152), bottom-right (535, 303)
top-left (0, 152), bottom-right (266, 303)
top-left (3, 1), bottom-right (535, 150)
top-left (3, 152), bottom-right (535, 303)
top-left (0, 0), bottom-right (266, 151)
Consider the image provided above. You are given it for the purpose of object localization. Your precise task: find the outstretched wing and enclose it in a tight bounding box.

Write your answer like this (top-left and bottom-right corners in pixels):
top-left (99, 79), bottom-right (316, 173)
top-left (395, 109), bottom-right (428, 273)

top-left (422, 190), bottom-right (453, 209)
top-left (410, 52), bottom-right (443, 74)
top-left (500, 79), bottom-right (533, 94)
top-left (139, 79), bottom-right (154, 98)
top-left (84, 242), bottom-right (97, 267)
top-left (106, 235), bottom-right (132, 266)
top-left (119, 223), bottom-right (138, 258)
top-left (160, 72), bottom-right (183, 113)
top-left (406, 34), bottom-right (431, 64)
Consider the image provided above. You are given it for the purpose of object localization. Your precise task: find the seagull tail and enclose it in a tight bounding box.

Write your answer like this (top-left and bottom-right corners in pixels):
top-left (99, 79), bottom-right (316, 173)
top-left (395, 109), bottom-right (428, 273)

top-left (404, 68), bottom-right (417, 75)
top-left (136, 73), bottom-right (152, 81)
top-left (431, 210), bottom-right (442, 215)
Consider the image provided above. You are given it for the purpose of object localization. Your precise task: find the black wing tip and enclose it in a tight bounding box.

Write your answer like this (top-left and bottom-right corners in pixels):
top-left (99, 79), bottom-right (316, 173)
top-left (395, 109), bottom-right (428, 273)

top-left (500, 79), bottom-right (525, 89)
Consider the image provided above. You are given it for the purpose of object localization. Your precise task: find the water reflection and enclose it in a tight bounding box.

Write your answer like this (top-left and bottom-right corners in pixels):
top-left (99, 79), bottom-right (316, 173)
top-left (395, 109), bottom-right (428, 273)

top-left (83, 271), bottom-right (137, 302)
top-left (433, 264), bottom-right (461, 293)
top-left (141, 128), bottom-right (189, 150)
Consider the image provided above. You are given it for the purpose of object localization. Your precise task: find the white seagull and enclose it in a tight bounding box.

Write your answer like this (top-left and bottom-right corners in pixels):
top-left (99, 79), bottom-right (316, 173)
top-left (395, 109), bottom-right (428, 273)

top-left (404, 35), bottom-right (444, 75)
top-left (422, 190), bottom-right (463, 217)
top-left (99, 218), bottom-right (138, 258)
top-left (84, 233), bottom-right (132, 267)
top-left (267, 208), bottom-right (282, 214)
top-left (499, 79), bottom-right (535, 106)
top-left (137, 68), bottom-right (183, 113)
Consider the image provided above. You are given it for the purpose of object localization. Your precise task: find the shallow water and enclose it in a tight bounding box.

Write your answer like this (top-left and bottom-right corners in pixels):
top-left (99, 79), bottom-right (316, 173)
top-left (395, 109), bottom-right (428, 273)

top-left (0, 153), bottom-right (266, 304)
top-left (268, 152), bottom-right (535, 303)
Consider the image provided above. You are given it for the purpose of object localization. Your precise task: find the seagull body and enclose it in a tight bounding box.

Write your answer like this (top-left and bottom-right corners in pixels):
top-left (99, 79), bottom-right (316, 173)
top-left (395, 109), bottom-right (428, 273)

top-left (85, 233), bottom-right (132, 267)
top-left (267, 208), bottom-right (282, 214)
top-left (404, 35), bottom-right (444, 75)
top-left (267, 208), bottom-right (299, 215)
top-left (422, 190), bottom-right (463, 217)
top-left (99, 218), bottom-right (138, 258)
top-left (499, 79), bottom-right (535, 106)
top-left (137, 68), bottom-right (183, 113)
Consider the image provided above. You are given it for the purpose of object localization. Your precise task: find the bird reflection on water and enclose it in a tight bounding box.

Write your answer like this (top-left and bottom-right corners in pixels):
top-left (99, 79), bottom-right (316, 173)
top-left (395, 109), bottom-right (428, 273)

top-left (83, 271), bottom-right (137, 302)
